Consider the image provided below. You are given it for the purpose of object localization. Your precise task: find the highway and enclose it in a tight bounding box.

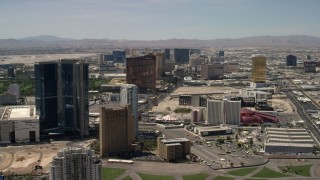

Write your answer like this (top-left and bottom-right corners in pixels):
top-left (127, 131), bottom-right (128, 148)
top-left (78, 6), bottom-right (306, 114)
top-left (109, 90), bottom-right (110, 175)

top-left (285, 91), bottom-right (320, 144)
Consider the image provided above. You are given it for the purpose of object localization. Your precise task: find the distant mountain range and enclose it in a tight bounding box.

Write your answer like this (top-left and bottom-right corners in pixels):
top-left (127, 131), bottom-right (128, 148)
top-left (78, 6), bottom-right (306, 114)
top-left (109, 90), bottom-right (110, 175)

top-left (0, 35), bottom-right (320, 55)
top-left (19, 35), bottom-right (73, 42)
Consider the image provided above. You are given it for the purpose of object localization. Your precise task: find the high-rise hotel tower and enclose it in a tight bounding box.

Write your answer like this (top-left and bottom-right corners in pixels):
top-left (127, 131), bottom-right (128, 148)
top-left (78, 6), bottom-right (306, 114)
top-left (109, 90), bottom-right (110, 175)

top-left (35, 60), bottom-right (89, 138)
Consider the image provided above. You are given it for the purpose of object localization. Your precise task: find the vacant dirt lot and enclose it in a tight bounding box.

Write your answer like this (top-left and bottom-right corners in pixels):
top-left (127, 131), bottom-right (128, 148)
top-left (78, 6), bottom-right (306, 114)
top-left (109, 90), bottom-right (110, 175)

top-left (0, 53), bottom-right (95, 65)
top-left (0, 140), bottom-right (93, 175)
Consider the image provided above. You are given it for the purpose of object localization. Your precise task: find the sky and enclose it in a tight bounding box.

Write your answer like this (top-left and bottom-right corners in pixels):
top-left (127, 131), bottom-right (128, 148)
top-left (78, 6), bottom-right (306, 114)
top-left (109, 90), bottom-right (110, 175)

top-left (0, 0), bottom-right (320, 40)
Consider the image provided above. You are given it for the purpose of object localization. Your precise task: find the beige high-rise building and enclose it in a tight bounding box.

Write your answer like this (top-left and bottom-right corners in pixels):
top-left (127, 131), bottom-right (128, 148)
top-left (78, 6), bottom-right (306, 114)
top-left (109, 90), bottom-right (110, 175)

top-left (156, 53), bottom-right (165, 79)
top-left (252, 55), bottom-right (266, 83)
top-left (99, 106), bottom-right (135, 157)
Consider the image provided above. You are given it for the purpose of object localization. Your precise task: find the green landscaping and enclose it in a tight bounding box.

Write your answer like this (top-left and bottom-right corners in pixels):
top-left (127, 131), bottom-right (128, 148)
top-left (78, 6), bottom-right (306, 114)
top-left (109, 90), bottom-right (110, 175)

top-left (228, 167), bottom-right (257, 176)
top-left (252, 167), bottom-right (290, 178)
top-left (102, 168), bottom-right (126, 180)
top-left (138, 138), bottom-right (157, 151)
top-left (138, 173), bottom-right (175, 180)
top-left (0, 74), bottom-right (35, 96)
top-left (89, 78), bottom-right (111, 91)
top-left (279, 164), bottom-right (312, 177)
top-left (244, 179), bottom-right (267, 180)
top-left (182, 173), bottom-right (209, 180)
top-left (212, 176), bottom-right (235, 180)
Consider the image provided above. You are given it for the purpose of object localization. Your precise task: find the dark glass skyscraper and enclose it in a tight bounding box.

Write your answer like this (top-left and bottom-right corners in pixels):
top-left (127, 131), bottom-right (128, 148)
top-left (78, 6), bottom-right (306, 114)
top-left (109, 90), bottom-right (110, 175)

top-left (35, 60), bottom-right (89, 138)
top-left (113, 50), bottom-right (126, 62)
top-left (286, 55), bottom-right (297, 66)
top-left (164, 48), bottom-right (170, 60)
top-left (218, 50), bottom-right (225, 57)
top-left (174, 48), bottom-right (190, 64)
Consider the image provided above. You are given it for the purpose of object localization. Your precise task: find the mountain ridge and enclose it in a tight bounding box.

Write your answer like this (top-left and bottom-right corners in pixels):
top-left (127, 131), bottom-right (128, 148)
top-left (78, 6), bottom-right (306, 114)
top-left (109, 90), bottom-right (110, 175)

top-left (0, 35), bottom-right (320, 55)
top-left (9, 34), bottom-right (320, 42)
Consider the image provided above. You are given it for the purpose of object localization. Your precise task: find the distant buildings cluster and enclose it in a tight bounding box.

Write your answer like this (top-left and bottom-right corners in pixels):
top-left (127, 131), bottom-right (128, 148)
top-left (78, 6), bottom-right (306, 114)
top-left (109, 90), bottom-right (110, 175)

top-left (1, 46), bottom-right (320, 177)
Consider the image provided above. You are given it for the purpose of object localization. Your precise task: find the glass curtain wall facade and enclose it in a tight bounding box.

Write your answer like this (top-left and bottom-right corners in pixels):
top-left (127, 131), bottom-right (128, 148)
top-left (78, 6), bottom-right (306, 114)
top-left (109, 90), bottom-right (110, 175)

top-left (35, 60), bottom-right (89, 138)
top-left (252, 55), bottom-right (266, 83)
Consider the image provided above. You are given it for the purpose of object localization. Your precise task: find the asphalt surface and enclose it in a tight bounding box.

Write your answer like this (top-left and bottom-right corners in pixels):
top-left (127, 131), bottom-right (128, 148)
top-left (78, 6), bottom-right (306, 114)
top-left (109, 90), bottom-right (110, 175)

top-left (139, 125), bottom-right (266, 169)
top-left (285, 91), bottom-right (320, 144)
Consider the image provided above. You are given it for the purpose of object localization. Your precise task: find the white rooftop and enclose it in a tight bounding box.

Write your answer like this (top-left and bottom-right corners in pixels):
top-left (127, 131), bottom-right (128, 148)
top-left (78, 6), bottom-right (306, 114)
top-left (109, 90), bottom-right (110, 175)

top-left (265, 142), bottom-right (313, 148)
top-left (252, 54), bottom-right (266, 58)
top-left (1, 106), bottom-right (38, 121)
top-left (195, 126), bottom-right (231, 131)
top-left (9, 107), bottom-right (30, 119)
top-left (161, 138), bottom-right (189, 143)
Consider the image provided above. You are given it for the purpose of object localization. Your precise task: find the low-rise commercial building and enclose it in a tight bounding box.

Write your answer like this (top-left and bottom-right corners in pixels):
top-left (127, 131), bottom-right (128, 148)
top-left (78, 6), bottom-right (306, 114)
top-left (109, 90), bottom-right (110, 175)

top-left (194, 125), bottom-right (232, 136)
top-left (0, 105), bottom-right (39, 143)
top-left (264, 143), bottom-right (313, 154)
top-left (264, 127), bottom-right (314, 154)
top-left (178, 94), bottom-right (207, 107)
top-left (0, 92), bottom-right (17, 105)
top-left (157, 137), bottom-right (191, 162)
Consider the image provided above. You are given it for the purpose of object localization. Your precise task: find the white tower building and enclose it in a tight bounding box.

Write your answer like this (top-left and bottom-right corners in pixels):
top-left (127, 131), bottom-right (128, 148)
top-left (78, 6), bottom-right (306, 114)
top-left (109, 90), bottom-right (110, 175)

top-left (120, 84), bottom-right (138, 132)
top-left (50, 148), bottom-right (101, 180)
top-left (224, 99), bottom-right (241, 125)
top-left (207, 100), bottom-right (224, 125)
top-left (206, 99), bottom-right (241, 125)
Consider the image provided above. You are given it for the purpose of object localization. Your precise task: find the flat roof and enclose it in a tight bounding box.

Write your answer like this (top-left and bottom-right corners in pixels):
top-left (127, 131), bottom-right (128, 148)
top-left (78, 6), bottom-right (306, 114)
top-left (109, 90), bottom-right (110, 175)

top-left (9, 107), bottom-right (31, 119)
top-left (266, 127), bottom-right (307, 132)
top-left (195, 126), bottom-right (231, 131)
top-left (265, 142), bottom-right (313, 148)
top-left (267, 131), bottom-right (308, 135)
top-left (268, 138), bottom-right (313, 143)
top-left (252, 54), bottom-right (266, 58)
top-left (1, 106), bottom-right (38, 121)
top-left (249, 90), bottom-right (271, 94)
top-left (161, 138), bottom-right (189, 143)
top-left (166, 143), bottom-right (181, 146)
top-left (267, 134), bottom-right (312, 139)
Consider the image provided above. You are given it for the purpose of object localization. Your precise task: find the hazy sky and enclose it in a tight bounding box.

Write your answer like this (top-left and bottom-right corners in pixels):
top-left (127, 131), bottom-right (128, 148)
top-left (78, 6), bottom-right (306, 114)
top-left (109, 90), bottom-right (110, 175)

top-left (1, 0), bottom-right (319, 40)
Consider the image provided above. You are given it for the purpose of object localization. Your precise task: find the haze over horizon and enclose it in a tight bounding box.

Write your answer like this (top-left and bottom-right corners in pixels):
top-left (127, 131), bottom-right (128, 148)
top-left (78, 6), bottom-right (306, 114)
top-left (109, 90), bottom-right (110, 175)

top-left (1, 0), bottom-right (320, 40)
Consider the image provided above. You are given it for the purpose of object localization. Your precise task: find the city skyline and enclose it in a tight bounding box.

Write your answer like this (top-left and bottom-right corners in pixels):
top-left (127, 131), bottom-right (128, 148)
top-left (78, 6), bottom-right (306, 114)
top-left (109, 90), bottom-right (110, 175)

top-left (1, 0), bottom-right (320, 40)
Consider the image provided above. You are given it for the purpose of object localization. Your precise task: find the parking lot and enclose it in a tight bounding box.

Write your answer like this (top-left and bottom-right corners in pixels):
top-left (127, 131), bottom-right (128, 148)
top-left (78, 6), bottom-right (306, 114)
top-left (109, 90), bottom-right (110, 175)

top-left (138, 125), bottom-right (267, 169)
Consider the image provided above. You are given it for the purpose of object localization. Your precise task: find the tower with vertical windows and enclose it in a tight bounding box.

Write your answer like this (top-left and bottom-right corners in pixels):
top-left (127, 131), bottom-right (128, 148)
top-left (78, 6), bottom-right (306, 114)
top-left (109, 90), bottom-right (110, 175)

top-left (252, 55), bottom-right (266, 83)
top-left (35, 60), bottom-right (89, 138)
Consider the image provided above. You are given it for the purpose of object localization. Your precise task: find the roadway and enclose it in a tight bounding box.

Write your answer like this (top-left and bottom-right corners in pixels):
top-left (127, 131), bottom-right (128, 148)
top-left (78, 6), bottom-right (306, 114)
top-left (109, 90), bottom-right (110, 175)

top-left (139, 125), bottom-right (266, 169)
top-left (191, 142), bottom-right (266, 169)
top-left (285, 91), bottom-right (320, 144)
